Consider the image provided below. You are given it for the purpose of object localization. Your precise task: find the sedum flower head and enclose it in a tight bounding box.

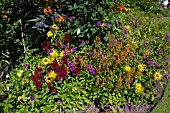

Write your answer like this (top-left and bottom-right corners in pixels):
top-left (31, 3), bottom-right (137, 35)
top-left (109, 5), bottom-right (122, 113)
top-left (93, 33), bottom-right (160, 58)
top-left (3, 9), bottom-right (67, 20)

top-left (125, 66), bottom-right (131, 72)
top-left (135, 83), bottom-right (143, 92)
top-left (154, 72), bottom-right (162, 80)
top-left (50, 50), bottom-right (58, 57)
top-left (47, 31), bottom-right (53, 37)
top-left (138, 64), bottom-right (144, 72)
top-left (17, 70), bottom-right (24, 77)
top-left (42, 57), bottom-right (50, 65)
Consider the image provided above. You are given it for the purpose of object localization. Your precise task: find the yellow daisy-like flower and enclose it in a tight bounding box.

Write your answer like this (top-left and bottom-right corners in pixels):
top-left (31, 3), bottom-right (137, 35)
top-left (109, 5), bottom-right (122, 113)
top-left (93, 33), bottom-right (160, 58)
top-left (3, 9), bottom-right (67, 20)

top-left (17, 70), bottom-right (23, 77)
top-left (45, 76), bottom-right (52, 83)
top-left (49, 70), bottom-right (57, 79)
top-left (138, 64), bottom-right (144, 72)
top-left (42, 57), bottom-right (50, 65)
top-left (154, 72), bottom-right (162, 80)
top-left (22, 78), bottom-right (29, 85)
top-left (124, 25), bottom-right (130, 29)
top-left (50, 49), bottom-right (58, 57)
top-left (47, 31), bottom-right (53, 37)
top-left (125, 8), bottom-right (131, 11)
top-left (125, 66), bottom-right (131, 72)
top-left (52, 24), bottom-right (58, 29)
top-left (60, 51), bottom-right (64, 57)
top-left (49, 57), bottom-right (55, 63)
top-left (135, 83), bottom-right (143, 92)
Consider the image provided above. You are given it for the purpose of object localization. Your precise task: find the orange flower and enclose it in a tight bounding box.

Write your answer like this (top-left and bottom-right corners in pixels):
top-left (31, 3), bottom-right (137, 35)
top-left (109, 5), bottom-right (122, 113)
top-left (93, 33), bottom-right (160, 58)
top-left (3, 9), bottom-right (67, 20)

top-left (57, 16), bottom-right (64, 22)
top-left (1, 9), bottom-right (4, 14)
top-left (2, 14), bottom-right (7, 18)
top-left (44, 7), bottom-right (52, 13)
top-left (117, 5), bottom-right (125, 10)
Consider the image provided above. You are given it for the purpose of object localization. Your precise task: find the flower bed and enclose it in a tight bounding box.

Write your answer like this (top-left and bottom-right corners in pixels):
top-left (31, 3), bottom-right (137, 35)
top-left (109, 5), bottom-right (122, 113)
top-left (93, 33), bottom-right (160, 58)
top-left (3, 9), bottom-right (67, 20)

top-left (0, 0), bottom-right (170, 113)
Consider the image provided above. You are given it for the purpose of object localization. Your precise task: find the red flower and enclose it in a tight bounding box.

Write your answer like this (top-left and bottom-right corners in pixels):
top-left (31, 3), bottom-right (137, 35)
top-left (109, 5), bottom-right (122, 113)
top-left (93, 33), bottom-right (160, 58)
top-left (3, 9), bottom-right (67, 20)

top-left (61, 56), bottom-right (68, 64)
top-left (47, 82), bottom-right (51, 88)
top-left (52, 87), bottom-right (57, 92)
top-left (55, 38), bottom-right (60, 47)
top-left (64, 34), bottom-right (71, 43)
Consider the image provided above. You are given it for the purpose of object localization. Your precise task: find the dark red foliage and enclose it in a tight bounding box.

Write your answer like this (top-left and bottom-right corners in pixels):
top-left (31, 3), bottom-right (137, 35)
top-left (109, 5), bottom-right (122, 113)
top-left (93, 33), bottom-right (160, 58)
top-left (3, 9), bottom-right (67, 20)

top-left (64, 34), bottom-right (71, 43)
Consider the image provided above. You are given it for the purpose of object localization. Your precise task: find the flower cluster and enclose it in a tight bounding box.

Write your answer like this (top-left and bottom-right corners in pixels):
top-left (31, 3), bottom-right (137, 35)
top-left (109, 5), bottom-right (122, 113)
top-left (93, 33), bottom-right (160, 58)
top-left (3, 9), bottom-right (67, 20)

top-left (31, 66), bottom-right (43, 88)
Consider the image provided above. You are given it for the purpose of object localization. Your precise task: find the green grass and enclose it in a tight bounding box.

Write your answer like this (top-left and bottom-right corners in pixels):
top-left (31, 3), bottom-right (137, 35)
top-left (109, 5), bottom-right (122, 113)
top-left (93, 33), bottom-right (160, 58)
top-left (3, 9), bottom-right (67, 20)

top-left (151, 80), bottom-right (170, 113)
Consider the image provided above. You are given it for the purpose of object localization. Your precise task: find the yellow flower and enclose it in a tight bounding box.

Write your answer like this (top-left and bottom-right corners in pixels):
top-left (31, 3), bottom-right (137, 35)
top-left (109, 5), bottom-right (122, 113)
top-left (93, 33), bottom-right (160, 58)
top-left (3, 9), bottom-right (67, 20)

top-left (50, 49), bottom-right (58, 57)
top-left (17, 70), bottom-right (23, 77)
top-left (42, 57), bottom-right (50, 65)
top-left (47, 31), bottom-right (53, 37)
top-left (52, 24), bottom-right (58, 29)
top-left (154, 72), bottom-right (162, 80)
top-left (125, 8), bottom-right (131, 11)
top-left (125, 66), bottom-right (131, 72)
top-left (124, 25), bottom-right (130, 29)
top-left (22, 78), bottom-right (29, 85)
top-left (49, 57), bottom-right (55, 63)
top-left (135, 83), bottom-right (143, 92)
top-left (45, 76), bottom-right (52, 83)
top-left (138, 64), bottom-right (144, 72)
top-left (49, 70), bottom-right (57, 79)
top-left (60, 51), bottom-right (64, 57)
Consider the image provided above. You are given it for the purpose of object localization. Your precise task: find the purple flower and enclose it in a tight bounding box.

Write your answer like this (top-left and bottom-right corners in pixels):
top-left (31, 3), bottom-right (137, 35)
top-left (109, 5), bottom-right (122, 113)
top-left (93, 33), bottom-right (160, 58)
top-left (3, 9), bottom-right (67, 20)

top-left (89, 67), bottom-right (96, 74)
top-left (58, 99), bottom-right (62, 104)
top-left (126, 80), bottom-right (131, 84)
top-left (30, 96), bottom-right (34, 100)
top-left (47, 49), bottom-right (52, 54)
top-left (143, 40), bottom-right (146, 45)
top-left (97, 21), bottom-right (101, 26)
top-left (70, 16), bottom-right (74, 20)
top-left (105, 104), bottom-right (111, 109)
top-left (70, 67), bottom-right (75, 72)
top-left (118, 23), bottom-right (122, 27)
top-left (164, 33), bottom-right (169, 38)
top-left (100, 54), bottom-right (104, 57)
top-left (71, 47), bottom-right (76, 51)
top-left (149, 26), bottom-right (153, 28)
top-left (24, 63), bottom-right (29, 68)
top-left (81, 40), bottom-right (85, 44)
top-left (137, 20), bottom-right (141, 23)
top-left (63, 51), bottom-right (67, 55)
top-left (144, 55), bottom-right (147, 59)
top-left (157, 49), bottom-right (162, 53)
top-left (125, 102), bottom-right (130, 108)
top-left (158, 16), bottom-right (162, 19)
top-left (62, 44), bottom-right (65, 48)
top-left (68, 62), bottom-right (73, 67)
top-left (123, 34), bottom-right (126, 38)
top-left (160, 99), bottom-right (164, 102)
top-left (85, 64), bottom-right (91, 69)
top-left (105, 22), bottom-right (109, 26)
top-left (114, 40), bottom-right (117, 44)
top-left (87, 51), bottom-right (93, 55)
top-left (119, 40), bottom-right (122, 43)
top-left (147, 60), bottom-right (152, 65)
top-left (164, 57), bottom-right (168, 60)
top-left (155, 80), bottom-right (159, 83)
top-left (52, 110), bottom-right (55, 113)
top-left (42, 79), bottom-right (45, 83)
top-left (54, 15), bottom-right (58, 19)
top-left (124, 28), bottom-right (127, 34)
top-left (155, 63), bottom-right (159, 67)
top-left (164, 74), bottom-right (169, 78)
